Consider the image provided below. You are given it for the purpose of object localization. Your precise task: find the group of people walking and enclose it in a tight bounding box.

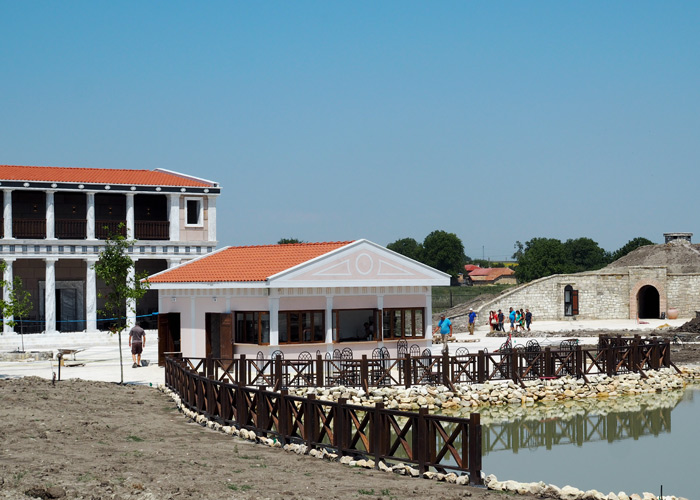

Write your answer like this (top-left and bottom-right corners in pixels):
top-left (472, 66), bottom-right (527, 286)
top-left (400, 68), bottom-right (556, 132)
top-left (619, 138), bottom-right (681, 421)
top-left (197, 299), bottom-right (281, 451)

top-left (488, 307), bottom-right (533, 332)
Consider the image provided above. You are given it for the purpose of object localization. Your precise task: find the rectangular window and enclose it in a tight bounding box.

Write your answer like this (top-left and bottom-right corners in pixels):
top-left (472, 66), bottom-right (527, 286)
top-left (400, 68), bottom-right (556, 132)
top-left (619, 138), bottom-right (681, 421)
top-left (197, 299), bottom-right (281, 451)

top-left (278, 310), bottom-right (325, 344)
top-left (382, 308), bottom-right (425, 339)
top-left (185, 198), bottom-right (202, 226)
top-left (234, 312), bottom-right (270, 344)
top-left (333, 309), bottom-right (380, 343)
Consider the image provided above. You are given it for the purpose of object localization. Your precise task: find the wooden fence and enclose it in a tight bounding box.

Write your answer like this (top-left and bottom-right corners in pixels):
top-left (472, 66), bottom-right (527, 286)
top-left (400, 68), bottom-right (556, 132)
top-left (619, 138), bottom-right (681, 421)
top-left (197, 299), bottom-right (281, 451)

top-left (179, 335), bottom-right (674, 395)
top-left (165, 355), bottom-right (483, 483)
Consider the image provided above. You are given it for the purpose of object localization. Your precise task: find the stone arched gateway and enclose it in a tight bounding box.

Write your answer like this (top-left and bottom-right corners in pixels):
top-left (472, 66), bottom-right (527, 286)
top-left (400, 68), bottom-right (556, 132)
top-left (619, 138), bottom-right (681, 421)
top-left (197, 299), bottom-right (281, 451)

top-left (629, 279), bottom-right (666, 320)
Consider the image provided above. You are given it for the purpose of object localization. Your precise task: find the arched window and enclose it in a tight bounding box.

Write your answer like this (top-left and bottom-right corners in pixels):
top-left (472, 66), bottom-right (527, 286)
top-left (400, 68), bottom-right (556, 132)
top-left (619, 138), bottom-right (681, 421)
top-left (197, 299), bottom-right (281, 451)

top-left (564, 285), bottom-right (579, 317)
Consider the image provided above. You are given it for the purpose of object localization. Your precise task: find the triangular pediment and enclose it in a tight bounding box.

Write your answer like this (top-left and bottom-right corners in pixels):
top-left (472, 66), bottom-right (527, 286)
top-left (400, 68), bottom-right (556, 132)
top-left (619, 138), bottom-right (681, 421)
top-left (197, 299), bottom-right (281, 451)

top-left (268, 240), bottom-right (450, 287)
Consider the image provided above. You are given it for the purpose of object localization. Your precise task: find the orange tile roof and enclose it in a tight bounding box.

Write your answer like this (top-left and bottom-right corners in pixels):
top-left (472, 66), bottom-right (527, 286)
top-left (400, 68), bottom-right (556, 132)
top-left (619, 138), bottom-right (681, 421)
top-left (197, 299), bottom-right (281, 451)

top-left (0, 165), bottom-right (213, 187)
top-left (469, 267), bottom-right (515, 278)
top-left (149, 241), bottom-right (354, 283)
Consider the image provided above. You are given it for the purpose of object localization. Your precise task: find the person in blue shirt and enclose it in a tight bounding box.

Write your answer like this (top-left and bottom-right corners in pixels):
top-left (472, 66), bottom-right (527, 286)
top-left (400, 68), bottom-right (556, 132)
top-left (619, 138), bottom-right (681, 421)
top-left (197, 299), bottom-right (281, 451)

top-left (468, 308), bottom-right (477, 335)
top-left (433, 314), bottom-right (452, 344)
top-left (509, 307), bottom-right (516, 332)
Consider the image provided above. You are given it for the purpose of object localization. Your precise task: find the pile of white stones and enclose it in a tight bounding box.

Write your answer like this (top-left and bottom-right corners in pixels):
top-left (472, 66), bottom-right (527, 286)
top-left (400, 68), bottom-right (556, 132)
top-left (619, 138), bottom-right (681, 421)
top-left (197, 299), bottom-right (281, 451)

top-left (288, 366), bottom-right (700, 413)
top-left (158, 363), bottom-right (698, 500)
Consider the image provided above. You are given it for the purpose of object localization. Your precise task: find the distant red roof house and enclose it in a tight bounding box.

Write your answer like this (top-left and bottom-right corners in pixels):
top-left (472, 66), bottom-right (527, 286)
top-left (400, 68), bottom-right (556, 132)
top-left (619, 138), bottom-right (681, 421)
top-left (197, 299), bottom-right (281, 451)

top-left (148, 241), bottom-right (353, 283)
top-left (468, 267), bottom-right (516, 285)
top-left (0, 165), bottom-right (216, 188)
top-left (464, 264), bottom-right (480, 272)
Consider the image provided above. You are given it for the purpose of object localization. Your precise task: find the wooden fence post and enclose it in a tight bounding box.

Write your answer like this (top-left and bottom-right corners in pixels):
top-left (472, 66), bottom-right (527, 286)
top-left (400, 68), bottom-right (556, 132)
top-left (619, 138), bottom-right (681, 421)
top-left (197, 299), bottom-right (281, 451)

top-left (544, 347), bottom-right (553, 378)
top-left (278, 389), bottom-right (289, 445)
top-left (631, 335), bottom-right (640, 373)
top-left (468, 413), bottom-right (483, 485)
top-left (442, 350), bottom-right (450, 387)
top-left (334, 397), bottom-right (348, 456)
top-left (238, 354), bottom-right (247, 387)
top-left (663, 340), bottom-right (671, 368)
top-left (510, 351), bottom-right (518, 383)
top-left (404, 354), bottom-right (412, 388)
top-left (477, 350), bottom-right (486, 383)
top-left (371, 402), bottom-right (386, 465)
top-left (316, 354), bottom-right (324, 387)
top-left (575, 345), bottom-right (583, 378)
top-left (236, 383), bottom-right (249, 428)
top-left (361, 355), bottom-right (369, 393)
top-left (274, 355), bottom-right (283, 391)
top-left (207, 375), bottom-right (217, 418)
top-left (415, 408), bottom-right (428, 476)
top-left (304, 394), bottom-right (318, 451)
top-left (257, 386), bottom-right (268, 433)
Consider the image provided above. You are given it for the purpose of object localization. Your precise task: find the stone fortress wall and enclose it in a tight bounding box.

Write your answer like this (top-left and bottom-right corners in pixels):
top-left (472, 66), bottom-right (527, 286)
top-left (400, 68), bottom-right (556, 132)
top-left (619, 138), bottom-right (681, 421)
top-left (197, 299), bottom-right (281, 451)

top-left (474, 266), bottom-right (700, 324)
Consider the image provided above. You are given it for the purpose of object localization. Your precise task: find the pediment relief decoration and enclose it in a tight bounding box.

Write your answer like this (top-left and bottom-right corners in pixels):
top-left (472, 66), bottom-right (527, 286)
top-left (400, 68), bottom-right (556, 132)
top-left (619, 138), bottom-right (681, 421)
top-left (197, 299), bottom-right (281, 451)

top-left (283, 249), bottom-right (435, 282)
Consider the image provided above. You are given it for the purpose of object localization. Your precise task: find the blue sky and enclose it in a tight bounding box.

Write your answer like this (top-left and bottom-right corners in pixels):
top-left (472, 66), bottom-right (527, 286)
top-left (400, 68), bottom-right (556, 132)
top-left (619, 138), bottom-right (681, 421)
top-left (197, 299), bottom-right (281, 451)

top-left (2, 2), bottom-right (698, 261)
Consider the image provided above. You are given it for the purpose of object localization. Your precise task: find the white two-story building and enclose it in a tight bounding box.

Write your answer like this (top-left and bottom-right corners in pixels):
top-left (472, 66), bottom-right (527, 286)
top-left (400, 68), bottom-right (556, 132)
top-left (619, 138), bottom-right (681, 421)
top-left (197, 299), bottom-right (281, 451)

top-left (0, 165), bottom-right (220, 334)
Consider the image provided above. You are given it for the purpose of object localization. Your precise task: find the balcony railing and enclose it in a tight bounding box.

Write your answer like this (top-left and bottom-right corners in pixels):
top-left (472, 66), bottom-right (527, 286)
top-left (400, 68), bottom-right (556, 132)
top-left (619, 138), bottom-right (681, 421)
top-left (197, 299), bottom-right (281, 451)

top-left (56, 219), bottom-right (87, 239)
top-left (135, 220), bottom-right (170, 240)
top-left (13, 219), bottom-right (46, 239)
top-left (96, 220), bottom-right (127, 239)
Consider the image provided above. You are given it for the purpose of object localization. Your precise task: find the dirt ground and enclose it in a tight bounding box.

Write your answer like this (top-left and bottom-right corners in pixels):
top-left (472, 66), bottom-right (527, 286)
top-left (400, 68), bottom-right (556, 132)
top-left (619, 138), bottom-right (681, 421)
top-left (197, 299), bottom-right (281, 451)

top-left (2, 335), bottom-right (699, 500)
top-left (0, 376), bottom-right (540, 500)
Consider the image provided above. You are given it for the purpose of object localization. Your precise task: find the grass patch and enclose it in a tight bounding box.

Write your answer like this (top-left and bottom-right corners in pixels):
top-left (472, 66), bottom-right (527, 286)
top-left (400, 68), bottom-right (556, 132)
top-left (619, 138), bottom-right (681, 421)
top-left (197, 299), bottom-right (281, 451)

top-left (126, 435), bottom-right (144, 442)
top-left (358, 489), bottom-right (375, 495)
top-left (13, 471), bottom-right (27, 485)
top-left (227, 484), bottom-right (253, 492)
top-left (77, 473), bottom-right (96, 483)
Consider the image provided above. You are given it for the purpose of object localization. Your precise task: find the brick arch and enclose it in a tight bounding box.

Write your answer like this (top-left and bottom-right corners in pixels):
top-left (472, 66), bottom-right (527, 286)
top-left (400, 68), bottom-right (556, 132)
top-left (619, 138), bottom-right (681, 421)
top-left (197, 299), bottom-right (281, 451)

top-left (629, 279), bottom-right (666, 320)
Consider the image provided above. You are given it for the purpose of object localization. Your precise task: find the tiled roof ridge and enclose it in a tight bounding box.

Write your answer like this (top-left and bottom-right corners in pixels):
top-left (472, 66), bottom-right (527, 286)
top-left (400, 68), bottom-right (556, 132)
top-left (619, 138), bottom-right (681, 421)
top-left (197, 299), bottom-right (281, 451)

top-left (226, 241), bottom-right (354, 250)
top-left (0, 164), bottom-right (215, 187)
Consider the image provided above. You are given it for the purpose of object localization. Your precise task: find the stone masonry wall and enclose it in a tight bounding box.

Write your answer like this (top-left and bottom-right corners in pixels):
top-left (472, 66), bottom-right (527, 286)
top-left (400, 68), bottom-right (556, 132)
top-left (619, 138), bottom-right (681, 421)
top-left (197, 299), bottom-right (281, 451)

top-left (667, 274), bottom-right (700, 317)
top-left (476, 266), bottom-right (700, 323)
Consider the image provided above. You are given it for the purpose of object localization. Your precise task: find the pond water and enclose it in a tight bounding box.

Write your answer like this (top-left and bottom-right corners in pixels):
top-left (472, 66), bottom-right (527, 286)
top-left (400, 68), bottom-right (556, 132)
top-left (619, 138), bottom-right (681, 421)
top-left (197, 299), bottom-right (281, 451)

top-left (472, 386), bottom-right (700, 498)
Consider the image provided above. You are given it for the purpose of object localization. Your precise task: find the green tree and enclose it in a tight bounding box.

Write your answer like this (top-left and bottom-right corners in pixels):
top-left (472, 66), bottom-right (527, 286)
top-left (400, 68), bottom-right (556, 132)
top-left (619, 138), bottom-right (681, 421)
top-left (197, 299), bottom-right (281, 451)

top-left (92, 227), bottom-right (150, 384)
top-left (422, 230), bottom-right (468, 277)
top-left (471, 259), bottom-right (503, 268)
top-left (610, 237), bottom-right (655, 262)
top-left (563, 237), bottom-right (609, 273)
top-left (386, 237), bottom-right (424, 262)
top-left (277, 238), bottom-right (306, 244)
top-left (0, 260), bottom-right (32, 351)
top-left (512, 238), bottom-right (568, 282)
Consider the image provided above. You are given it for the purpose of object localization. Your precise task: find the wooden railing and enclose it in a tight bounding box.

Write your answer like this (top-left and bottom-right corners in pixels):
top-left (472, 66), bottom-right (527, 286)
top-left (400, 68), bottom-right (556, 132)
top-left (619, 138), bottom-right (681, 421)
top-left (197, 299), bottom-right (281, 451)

top-left (165, 355), bottom-right (483, 483)
top-left (135, 220), bottom-right (169, 240)
top-left (13, 219), bottom-right (46, 238)
top-left (189, 336), bottom-right (674, 393)
top-left (96, 220), bottom-right (127, 239)
top-left (56, 219), bottom-right (87, 239)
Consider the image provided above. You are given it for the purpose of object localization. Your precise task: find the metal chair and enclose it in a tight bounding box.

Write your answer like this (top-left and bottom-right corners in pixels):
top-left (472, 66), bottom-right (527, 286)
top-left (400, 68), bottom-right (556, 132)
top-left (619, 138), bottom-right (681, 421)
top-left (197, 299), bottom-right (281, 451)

top-left (409, 344), bottom-right (420, 357)
top-left (256, 351), bottom-right (264, 360)
top-left (298, 351), bottom-right (312, 360)
top-left (270, 350), bottom-right (284, 359)
top-left (456, 347), bottom-right (470, 357)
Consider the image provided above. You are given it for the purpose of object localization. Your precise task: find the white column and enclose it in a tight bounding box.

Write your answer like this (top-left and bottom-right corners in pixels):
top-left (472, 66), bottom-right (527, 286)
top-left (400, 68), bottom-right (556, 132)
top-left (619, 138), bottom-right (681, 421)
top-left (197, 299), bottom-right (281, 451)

top-left (207, 195), bottom-right (217, 243)
top-left (168, 194), bottom-right (180, 241)
top-left (46, 191), bottom-right (55, 240)
top-left (325, 296), bottom-right (334, 344)
top-left (3, 258), bottom-right (15, 334)
top-left (126, 193), bottom-right (135, 239)
top-left (426, 290), bottom-right (433, 342)
top-left (269, 296), bottom-right (279, 346)
top-left (126, 261), bottom-right (136, 329)
top-left (377, 295), bottom-right (384, 344)
top-left (86, 192), bottom-right (96, 240)
top-left (3, 189), bottom-right (13, 239)
top-left (45, 258), bottom-right (57, 334)
top-left (86, 258), bottom-right (97, 332)
top-left (168, 258), bottom-right (181, 269)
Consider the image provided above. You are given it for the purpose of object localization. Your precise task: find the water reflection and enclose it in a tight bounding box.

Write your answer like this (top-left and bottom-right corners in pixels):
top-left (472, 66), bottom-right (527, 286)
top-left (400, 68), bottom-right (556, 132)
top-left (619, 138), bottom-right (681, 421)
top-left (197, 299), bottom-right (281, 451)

top-left (476, 391), bottom-right (683, 454)
top-left (462, 387), bottom-right (699, 497)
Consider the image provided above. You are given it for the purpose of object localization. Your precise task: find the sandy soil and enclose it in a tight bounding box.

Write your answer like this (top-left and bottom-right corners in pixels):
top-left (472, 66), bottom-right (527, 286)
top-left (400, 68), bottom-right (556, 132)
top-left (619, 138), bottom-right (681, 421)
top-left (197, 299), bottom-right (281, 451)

top-left (0, 376), bottom-right (539, 500)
